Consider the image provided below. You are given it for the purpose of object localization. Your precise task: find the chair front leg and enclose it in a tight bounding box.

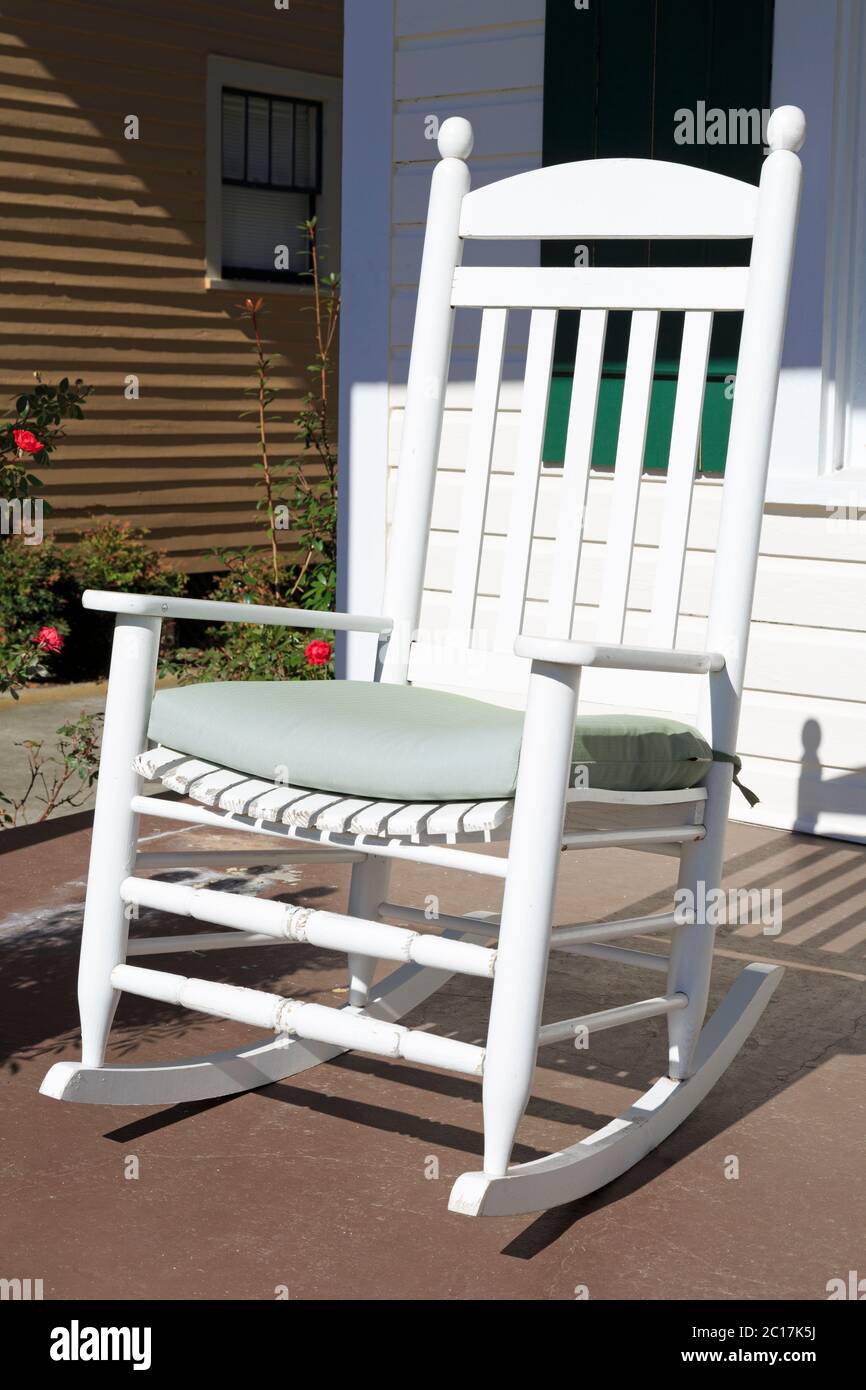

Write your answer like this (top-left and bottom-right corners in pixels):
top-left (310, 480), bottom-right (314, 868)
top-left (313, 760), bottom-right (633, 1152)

top-left (481, 660), bottom-right (580, 1177)
top-left (78, 615), bottom-right (161, 1066)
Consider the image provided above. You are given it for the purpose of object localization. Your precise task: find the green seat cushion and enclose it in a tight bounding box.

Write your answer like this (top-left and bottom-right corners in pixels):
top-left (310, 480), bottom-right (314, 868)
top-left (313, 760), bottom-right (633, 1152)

top-left (148, 680), bottom-right (712, 802)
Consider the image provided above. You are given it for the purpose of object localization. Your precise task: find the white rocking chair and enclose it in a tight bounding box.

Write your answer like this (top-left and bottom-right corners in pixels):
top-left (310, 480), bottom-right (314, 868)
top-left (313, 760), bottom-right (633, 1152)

top-left (42, 108), bottom-right (805, 1217)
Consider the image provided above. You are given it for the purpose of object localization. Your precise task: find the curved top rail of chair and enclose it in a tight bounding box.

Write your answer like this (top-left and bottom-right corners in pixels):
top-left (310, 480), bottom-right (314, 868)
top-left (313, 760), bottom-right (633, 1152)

top-left (458, 158), bottom-right (761, 241)
top-left (453, 104), bottom-right (805, 243)
top-left (81, 590), bottom-right (394, 634)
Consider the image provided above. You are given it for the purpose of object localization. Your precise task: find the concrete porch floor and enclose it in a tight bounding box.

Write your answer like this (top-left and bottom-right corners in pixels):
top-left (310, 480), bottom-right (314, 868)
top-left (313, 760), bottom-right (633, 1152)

top-left (1, 809), bottom-right (864, 1301)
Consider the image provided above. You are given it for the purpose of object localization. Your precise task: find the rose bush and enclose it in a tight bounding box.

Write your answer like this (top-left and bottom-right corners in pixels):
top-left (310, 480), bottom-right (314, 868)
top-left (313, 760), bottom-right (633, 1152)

top-left (1, 376), bottom-right (91, 504)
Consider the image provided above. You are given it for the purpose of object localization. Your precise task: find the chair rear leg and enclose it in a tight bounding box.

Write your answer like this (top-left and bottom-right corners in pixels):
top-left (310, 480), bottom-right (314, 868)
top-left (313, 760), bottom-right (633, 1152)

top-left (346, 856), bottom-right (392, 1008)
top-left (481, 660), bottom-right (579, 1176)
top-left (78, 615), bottom-right (160, 1067)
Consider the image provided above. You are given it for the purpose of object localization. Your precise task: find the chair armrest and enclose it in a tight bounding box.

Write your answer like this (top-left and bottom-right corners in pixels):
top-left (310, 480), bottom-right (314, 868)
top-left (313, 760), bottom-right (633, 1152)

top-left (82, 590), bottom-right (393, 635)
top-left (514, 635), bottom-right (725, 675)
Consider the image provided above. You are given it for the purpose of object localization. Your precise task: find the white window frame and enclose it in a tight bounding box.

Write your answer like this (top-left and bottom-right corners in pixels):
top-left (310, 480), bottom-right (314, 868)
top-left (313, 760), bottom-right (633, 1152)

top-left (205, 55), bottom-right (341, 295)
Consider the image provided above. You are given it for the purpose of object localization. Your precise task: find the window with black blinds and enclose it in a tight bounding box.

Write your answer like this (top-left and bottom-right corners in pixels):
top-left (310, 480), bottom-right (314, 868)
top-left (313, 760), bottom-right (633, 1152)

top-left (220, 88), bottom-right (323, 282)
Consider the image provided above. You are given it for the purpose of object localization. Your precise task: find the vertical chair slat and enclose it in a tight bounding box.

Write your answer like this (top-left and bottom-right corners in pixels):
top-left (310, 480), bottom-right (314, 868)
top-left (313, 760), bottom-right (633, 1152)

top-left (597, 309), bottom-right (660, 642)
top-left (451, 307), bottom-right (508, 639)
top-left (546, 308), bottom-right (608, 637)
top-left (648, 311), bottom-right (713, 648)
top-left (494, 308), bottom-right (558, 650)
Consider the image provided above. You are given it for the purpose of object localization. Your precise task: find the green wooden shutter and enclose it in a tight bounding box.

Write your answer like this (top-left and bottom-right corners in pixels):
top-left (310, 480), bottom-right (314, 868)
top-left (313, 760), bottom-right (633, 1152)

top-left (541, 0), bottom-right (774, 474)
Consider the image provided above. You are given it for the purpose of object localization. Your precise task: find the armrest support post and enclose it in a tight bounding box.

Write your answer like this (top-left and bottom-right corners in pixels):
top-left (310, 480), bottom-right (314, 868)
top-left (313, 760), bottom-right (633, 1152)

top-left (482, 658), bottom-right (581, 1175)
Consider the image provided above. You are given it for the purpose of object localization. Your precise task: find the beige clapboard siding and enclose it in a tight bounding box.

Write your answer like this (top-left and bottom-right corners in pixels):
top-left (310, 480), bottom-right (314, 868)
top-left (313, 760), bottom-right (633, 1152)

top-left (0, 0), bottom-right (341, 78)
top-left (0, 219), bottom-right (201, 248)
top-left (0, 165), bottom-right (202, 203)
top-left (0, 0), bottom-right (341, 570)
top-left (0, 97), bottom-right (201, 144)
top-left (0, 103), bottom-right (201, 144)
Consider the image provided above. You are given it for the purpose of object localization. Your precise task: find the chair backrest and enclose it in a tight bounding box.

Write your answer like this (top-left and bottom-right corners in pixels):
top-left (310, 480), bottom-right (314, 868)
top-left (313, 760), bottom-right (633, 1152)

top-left (380, 110), bottom-right (804, 742)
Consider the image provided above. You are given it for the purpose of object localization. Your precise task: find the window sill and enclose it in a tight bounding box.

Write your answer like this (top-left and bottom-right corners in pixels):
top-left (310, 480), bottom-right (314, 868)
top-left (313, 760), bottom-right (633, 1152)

top-left (205, 276), bottom-right (315, 296)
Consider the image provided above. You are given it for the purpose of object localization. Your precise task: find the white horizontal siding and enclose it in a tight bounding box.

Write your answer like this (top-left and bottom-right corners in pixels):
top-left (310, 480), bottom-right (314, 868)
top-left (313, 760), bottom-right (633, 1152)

top-left (387, 417), bottom-right (866, 842)
top-left (419, 531), bottom-right (865, 637)
top-left (396, 31), bottom-right (544, 100)
top-left (397, 0), bottom-right (544, 33)
top-left (378, 0), bottom-right (866, 844)
top-left (392, 229), bottom-right (540, 288)
top-left (737, 759), bottom-right (866, 844)
top-left (412, 582), bottom-right (866, 709)
top-left (393, 155), bottom-right (538, 223)
top-left (394, 93), bottom-right (543, 166)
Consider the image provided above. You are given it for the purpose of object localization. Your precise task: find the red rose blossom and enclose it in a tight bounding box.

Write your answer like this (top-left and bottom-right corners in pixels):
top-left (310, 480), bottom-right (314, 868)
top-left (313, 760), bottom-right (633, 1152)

top-left (33, 625), bottom-right (64, 654)
top-left (13, 428), bottom-right (43, 454)
top-left (304, 639), bottom-right (331, 667)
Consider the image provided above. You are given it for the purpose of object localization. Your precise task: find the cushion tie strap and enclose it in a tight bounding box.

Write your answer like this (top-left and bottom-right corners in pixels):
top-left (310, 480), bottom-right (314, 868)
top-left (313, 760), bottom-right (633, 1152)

top-left (712, 750), bottom-right (759, 808)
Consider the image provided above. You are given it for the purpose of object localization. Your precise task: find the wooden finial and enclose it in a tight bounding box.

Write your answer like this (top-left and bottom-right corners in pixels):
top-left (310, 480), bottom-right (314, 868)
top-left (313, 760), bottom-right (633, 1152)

top-left (437, 116), bottom-right (474, 160)
top-left (767, 106), bottom-right (806, 153)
